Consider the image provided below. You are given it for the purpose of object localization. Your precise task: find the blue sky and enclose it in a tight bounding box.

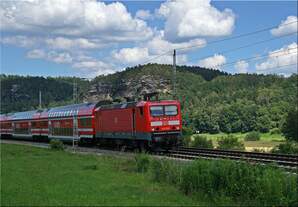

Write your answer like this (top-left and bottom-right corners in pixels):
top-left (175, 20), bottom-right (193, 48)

top-left (0, 0), bottom-right (297, 78)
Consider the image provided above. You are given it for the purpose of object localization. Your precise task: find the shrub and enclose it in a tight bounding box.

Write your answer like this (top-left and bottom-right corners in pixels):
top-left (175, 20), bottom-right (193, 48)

top-left (191, 135), bottom-right (213, 148)
top-left (151, 158), bottom-right (298, 206)
top-left (49, 139), bottom-right (64, 150)
top-left (182, 126), bottom-right (193, 147)
top-left (270, 128), bottom-right (281, 135)
top-left (150, 159), bottom-right (183, 185)
top-left (135, 153), bottom-right (150, 173)
top-left (252, 148), bottom-right (266, 153)
top-left (245, 131), bottom-right (261, 141)
top-left (271, 141), bottom-right (298, 155)
top-left (217, 135), bottom-right (245, 150)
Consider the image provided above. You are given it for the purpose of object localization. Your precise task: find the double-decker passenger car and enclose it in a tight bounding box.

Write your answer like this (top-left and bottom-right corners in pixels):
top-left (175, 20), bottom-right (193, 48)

top-left (0, 99), bottom-right (182, 150)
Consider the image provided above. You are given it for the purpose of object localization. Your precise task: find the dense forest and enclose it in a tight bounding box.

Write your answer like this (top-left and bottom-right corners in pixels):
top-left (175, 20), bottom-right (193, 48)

top-left (1, 64), bottom-right (297, 134)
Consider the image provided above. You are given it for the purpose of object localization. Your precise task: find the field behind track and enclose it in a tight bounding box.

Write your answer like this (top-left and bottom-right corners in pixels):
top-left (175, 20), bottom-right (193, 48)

top-left (198, 132), bottom-right (285, 152)
top-left (1, 144), bottom-right (200, 206)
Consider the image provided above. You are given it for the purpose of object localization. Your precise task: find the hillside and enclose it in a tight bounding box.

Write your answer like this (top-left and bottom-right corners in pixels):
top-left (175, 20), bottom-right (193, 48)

top-left (1, 64), bottom-right (297, 133)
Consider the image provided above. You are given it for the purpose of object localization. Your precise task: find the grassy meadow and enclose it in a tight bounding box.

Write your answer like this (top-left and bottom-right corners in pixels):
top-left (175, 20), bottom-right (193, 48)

top-left (2, 141), bottom-right (297, 206)
top-left (1, 143), bottom-right (200, 206)
top-left (198, 132), bottom-right (285, 152)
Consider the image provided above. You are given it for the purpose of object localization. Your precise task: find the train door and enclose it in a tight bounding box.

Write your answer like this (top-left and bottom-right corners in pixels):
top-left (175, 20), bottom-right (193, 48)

top-left (73, 116), bottom-right (78, 139)
top-left (132, 109), bottom-right (136, 138)
top-left (48, 120), bottom-right (52, 136)
top-left (12, 122), bottom-right (15, 135)
top-left (28, 121), bottom-right (32, 135)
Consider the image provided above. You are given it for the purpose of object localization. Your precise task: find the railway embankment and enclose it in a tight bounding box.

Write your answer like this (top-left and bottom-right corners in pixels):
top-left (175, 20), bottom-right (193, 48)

top-left (1, 141), bottom-right (297, 206)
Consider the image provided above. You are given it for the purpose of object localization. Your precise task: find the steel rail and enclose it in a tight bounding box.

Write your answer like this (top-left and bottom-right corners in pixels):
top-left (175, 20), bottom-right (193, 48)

top-left (164, 147), bottom-right (298, 168)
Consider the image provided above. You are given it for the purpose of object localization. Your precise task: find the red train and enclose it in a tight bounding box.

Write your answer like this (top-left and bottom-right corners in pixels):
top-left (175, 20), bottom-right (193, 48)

top-left (0, 99), bottom-right (182, 150)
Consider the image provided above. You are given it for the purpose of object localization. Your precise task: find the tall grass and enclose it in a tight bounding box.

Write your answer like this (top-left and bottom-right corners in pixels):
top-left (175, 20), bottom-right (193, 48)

top-left (134, 153), bottom-right (150, 173)
top-left (217, 135), bottom-right (245, 150)
top-left (244, 131), bottom-right (261, 141)
top-left (49, 139), bottom-right (64, 150)
top-left (191, 135), bottom-right (213, 148)
top-left (150, 158), bottom-right (298, 206)
top-left (271, 141), bottom-right (298, 155)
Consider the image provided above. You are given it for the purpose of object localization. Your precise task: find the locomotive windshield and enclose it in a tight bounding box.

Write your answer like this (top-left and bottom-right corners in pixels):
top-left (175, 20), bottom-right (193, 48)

top-left (165, 105), bottom-right (178, 116)
top-left (150, 106), bottom-right (164, 116)
top-left (150, 105), bottom-right (178, 116)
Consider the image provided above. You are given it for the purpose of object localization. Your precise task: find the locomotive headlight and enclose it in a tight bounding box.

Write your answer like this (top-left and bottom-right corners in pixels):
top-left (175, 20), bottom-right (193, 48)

top-left (168, 120), bottom-right (180, 125)
top-left (151, 121), bottom-right (162, 126)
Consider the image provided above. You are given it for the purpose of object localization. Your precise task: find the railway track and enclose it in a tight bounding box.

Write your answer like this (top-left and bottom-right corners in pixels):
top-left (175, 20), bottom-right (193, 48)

top-left (2, 139), bottom-right (298, 170)
top-left (165, 147), bottom-right (298, 169)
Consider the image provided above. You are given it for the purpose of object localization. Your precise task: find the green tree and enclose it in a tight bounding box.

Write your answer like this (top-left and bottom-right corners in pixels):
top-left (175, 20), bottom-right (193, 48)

top-left (282, 108), bottom-right (298, 142)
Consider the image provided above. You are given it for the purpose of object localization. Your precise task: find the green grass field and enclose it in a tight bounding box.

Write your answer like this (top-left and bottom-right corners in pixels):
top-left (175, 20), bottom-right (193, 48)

top-left (197, 132), bottom-right (285, 151)
top-left (1, 143), bottom-right (200, 206)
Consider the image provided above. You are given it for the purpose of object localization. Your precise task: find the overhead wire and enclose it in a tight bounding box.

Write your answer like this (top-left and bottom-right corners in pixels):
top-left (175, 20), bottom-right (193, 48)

top-left (198, 46), bottom-right (297, 69)
top-left (186, 31), bottom-right (297, 64)
top-left (175, 20), bottom-right (298, 51)
top-left (133, 20), bottom-right (298, 69)
top-left (256, 63), bottom-right (298, 73)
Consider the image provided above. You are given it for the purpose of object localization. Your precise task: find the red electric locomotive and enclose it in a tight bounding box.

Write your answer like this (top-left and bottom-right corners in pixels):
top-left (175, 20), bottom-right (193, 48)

top-left (0, 99), bottom-right (182, 150)
top-left (95, 100), bottom-right (182, 149)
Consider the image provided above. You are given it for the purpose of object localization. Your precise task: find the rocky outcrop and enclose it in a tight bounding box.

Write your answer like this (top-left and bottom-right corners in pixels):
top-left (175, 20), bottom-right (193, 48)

top-left (84, 74), bottom-right (171, 103)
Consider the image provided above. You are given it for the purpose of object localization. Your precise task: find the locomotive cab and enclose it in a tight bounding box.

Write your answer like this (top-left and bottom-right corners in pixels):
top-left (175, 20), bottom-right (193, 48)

top-left (145, 101), bottom-right (182, 149)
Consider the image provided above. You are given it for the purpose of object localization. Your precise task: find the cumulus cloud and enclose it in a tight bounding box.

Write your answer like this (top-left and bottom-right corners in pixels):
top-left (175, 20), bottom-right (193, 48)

top-left (271, 16), bottom-right (298, 36)
top-left (1, 35), bottom-right (40, 48)
top-left (135, 9), bottom-right (152, 20)
top-left (145, 30), bottom-right (206, 55)
top-left (112, 43), bottom-right (188, 66)
top-left (157, 0), bottom-right (235, 41)
top-left (235, 60), bottom-right (249, 73)
top-left (26, 49), bottom-right (46, 59)
top-left (26, 49), bottom-right (72, 64)
top-left (112, 47), bottom-right (150, 64)
top-left (72, 60), bottom-right (116, 76)
top-left (45, 37), bottom-right (103, 50)
top-left (255, 42), bottom-right (297, 75)
top-left (47, 51), bottom-right (72, 64)
top-left (0, 0), bottom-right (153, 41)
top-left (150, 54), bottom-right (188, 65)
top-left (198, 54), bottom-right (226, 70)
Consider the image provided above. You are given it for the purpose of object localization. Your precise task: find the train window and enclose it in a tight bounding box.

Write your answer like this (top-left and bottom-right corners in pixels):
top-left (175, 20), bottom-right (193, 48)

top-left (31, 122), bottom-right (37, 128)
top-left (150, 106), bottom-right (164, 116)
top-left (165, 105), bottom-right (178, 116)
top-left (139, 107), bottom-right (143, 116)
top-left (80, 118), bottom-right (91, 127)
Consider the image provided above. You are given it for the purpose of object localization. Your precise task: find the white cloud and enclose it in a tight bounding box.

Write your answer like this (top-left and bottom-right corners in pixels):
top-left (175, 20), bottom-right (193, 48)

top-left (26, 49), bottom-right (46, 59)
top-left (1, 35), bottom-right (40, 48)
top-left (0, 0), bottom-right (153, 41)
top-left (135, 9), bottom-right (152, 20)
top-left (145, 30), bottom-right (206, 55)
top-left (47, 51), bottom-right (72, 64)
top-left (198, 54), bottom-right (226, 69)
top-left (256, 42), bottom-right (297, 75)
top-left (72, 60), bottom-right (116, 77)
top-left (271, 16), bottom-right (298, 36)
top-left (235, 60), bottom-right (249, 73)
top-left (112, 47), bottom-right (150, 64)
top-left (149, 54), bottom-right (188, 65)
top-left (45, 37), bottom-right (102, 50)
top-left (157, 0), bottom-right (235, 41)
top-left (26, 49), bottom-right (72, 64)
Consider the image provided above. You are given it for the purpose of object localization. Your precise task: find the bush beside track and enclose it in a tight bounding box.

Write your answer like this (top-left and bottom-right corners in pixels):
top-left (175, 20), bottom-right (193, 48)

top-left (149, 157), bottom-right (298, 206)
